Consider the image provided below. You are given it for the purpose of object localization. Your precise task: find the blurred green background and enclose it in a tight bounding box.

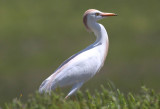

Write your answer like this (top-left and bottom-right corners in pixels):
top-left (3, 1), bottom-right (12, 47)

top-left (0, 0), bottom-right (160, 105)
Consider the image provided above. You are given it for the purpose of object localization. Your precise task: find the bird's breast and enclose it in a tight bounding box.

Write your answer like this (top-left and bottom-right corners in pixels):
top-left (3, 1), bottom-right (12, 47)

top-left (95, 42), bottom-right (109, 69)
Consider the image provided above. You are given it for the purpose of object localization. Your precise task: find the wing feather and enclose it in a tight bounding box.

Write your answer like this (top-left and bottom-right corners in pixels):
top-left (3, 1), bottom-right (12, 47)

top-left (39, 42), bottom-right (101, 93)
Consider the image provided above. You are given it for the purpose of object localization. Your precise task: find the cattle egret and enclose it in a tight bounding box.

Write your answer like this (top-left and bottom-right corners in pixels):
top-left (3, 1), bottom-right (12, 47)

top-left (39, 9), bottom-right (117, 99)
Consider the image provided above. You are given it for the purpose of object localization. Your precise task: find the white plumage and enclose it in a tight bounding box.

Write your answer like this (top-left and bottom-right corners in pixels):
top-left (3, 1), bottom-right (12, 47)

top-left (39, 9), bottom-right (117, 98)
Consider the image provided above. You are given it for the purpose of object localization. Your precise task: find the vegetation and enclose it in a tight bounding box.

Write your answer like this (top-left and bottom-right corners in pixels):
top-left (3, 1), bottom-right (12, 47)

top-left (4, 86), bottom-right (160, 109)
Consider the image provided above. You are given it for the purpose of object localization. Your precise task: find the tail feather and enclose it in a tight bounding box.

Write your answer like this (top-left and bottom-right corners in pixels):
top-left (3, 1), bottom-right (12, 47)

top-left (39, 79), bottom-right (50, 93)
top-left (39, 73), bottom-right (57, 94)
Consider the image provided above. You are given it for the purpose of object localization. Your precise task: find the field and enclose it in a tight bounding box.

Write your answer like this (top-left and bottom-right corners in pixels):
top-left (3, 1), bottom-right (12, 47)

top-left (0, 0), bottom-right (160, 107)
top-left (4, 86), bottom-right (160, 109)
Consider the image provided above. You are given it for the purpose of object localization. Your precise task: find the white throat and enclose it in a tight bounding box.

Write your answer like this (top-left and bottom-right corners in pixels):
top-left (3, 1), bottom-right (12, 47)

top-left (88, 21), bottom-right (108, 46)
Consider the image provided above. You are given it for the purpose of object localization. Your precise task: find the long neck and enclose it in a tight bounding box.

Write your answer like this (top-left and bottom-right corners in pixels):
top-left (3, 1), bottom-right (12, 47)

top-left (88, 21), bottom-right (109, 65)
top-left (88, 21), bottom-right (108, 46)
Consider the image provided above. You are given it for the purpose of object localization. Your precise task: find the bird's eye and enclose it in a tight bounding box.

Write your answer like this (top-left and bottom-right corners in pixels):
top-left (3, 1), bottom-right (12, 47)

top-left (95, 13), bottom-right (100, 16)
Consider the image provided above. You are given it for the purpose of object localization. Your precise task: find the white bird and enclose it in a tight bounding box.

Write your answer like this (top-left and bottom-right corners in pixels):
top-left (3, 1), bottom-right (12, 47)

top-left (39, 9), bottom-right (117, 99)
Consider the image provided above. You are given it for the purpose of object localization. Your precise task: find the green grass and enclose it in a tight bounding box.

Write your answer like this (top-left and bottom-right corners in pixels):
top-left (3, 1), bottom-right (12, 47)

top-left (3, 85), bottom-right (160, 109)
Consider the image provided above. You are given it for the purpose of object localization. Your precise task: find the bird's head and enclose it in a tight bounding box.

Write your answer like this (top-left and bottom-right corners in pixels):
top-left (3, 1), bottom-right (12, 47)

top-left (83, 9), bottom-right (117, 32)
